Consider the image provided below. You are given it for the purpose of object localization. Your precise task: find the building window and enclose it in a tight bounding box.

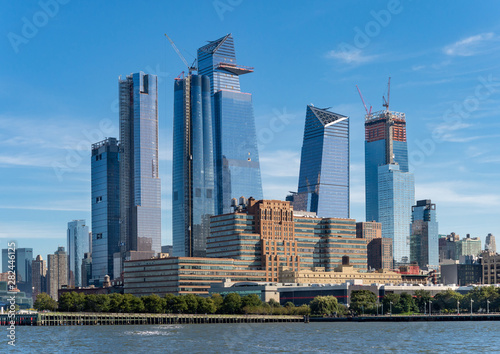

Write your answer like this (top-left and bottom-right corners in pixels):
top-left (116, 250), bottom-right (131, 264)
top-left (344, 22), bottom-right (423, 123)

top-left (96, 233), bottom-right (103, 240)
top-left (96, 196), bottom-right (103, 203)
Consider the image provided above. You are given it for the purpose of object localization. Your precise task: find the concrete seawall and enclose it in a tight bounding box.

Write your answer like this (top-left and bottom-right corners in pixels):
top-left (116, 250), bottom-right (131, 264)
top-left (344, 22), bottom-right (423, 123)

top-left (310, 314), bottom-right (500, 322)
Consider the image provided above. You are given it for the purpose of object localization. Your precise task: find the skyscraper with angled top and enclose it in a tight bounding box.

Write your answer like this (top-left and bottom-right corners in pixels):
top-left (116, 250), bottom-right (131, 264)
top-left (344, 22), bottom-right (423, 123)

top-left (365, 105), bottom-right (414, 266)
top-left (119, 72), bottom-right (161, 265)
top-left (294, 105), bottom-right (349, 218)
top-left (197, 34), bottom-right (263, 215)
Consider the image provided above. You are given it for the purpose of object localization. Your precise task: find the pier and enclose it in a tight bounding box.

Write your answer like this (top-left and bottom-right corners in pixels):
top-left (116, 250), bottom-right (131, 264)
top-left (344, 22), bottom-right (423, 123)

top-left (0, 313), bottom-right (304, 326)
top-left (310, 314), bottom-right (500, 322)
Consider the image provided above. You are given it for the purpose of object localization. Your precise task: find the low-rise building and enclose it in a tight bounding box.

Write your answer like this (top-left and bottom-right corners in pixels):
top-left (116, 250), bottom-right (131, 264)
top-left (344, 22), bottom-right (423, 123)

top-left (482, 252), bottom-right (500, 284)
top-left (123, 257), bottom-right (266, 296)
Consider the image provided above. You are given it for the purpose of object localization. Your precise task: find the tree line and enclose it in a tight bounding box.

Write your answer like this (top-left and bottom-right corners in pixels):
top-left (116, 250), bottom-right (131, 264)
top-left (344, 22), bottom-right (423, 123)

top-left (33, 292), bottom-right (310, 315)
top-left (33, 285), bottom-right (500, 316)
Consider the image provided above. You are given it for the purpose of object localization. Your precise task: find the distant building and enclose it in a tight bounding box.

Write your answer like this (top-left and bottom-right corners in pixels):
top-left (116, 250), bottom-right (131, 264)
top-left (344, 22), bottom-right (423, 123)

top-left (458, 234), bottom-right (482, 257)
top-left (67, 220), bottom-right (89, 287)
top-left (367, 237), bottom-right (393, 270)
top-left (123, 257), bottom-right (266, 297)
top-left (280, 262), bottom-right (402, 286)
top-left (81, 252), bottom-right (92, 287)
top-left (485, 233), bottom-right (496, 254)
top-left (172, 74), bottom-right (215, 258)
top-left (356, 221), bottom-right (392, 270)
top-left (482, 252), bottom-right (500, 284)
top-left (0, 282), bottom-right (32, 309)
top-left (1, 248), bottom-right (33, 297)
top-left (439, 232), bottom-right (460, 261)
top-left (31, 255), bottom-right (46, 302)
top-left (294, 105), bottom-right (350, 218)
top-left (356, 221), bottom-right (382, 243)
top-left (161, 245), bottom-right (173, 256)
top-left (441, 256), bottom-right (482, 285)
top-left (207, 198), bottom-right (366, 282)
top-left (119, 72), bottom-right (161, 266)
top-left (47, 247), bottom-right (68, 301)
top-left (410, 200), bottom-right (439, 270)
top-left (91, 137), bottom-right (120, 285)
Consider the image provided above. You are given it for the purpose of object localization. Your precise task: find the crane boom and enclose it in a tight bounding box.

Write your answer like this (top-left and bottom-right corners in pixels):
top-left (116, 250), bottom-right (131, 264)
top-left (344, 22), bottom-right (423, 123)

top-left (165, 34), bottom-right (190, 71)
top-left (356, 85), bottom-right (372, 117)
top-left (383, 76), bottom-right (391, 111)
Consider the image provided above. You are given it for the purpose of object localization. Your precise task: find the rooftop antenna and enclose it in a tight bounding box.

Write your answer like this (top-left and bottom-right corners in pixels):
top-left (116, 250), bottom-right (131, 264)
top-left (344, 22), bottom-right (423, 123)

top-left (164, 34), bottom-right (197, 75)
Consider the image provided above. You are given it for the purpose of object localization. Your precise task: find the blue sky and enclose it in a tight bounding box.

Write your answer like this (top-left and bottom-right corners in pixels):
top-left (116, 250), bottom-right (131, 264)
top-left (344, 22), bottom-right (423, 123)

top-left (1, 0), bottom-right (500, 261)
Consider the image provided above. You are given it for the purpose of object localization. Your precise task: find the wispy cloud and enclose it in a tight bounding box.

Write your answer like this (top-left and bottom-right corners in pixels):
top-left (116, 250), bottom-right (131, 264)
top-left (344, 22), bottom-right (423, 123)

top-left (416, 181), bottom-right (500, 208)
top-left (443, 32), bottom-right (496, 56)
top-left (260, 150), bottom-right (300, 177)
top-left (325, 48), bottom-right (378, 64)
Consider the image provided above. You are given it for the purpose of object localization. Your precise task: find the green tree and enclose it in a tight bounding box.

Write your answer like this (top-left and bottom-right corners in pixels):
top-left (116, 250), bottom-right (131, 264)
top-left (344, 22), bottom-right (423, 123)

top-left (242, 294), bottom-right (262, 308)
top-left (130, 295), bottom-right (145, 313)
top-left (142, 294), bottom-right (164, 313)
top-left (414, 290), bottom-right (431, 313)
top-left (211, 294), bottom-right (224, 313)
top-left (309, 296), bottom-right (339, 315)
top-left (33, 293), bottom-right (58, 311)
top-left (58, 292), bottom-right (74, 312)
top-left (163, 294), bottom-right (176, 313)
top-left (198, 298), bottom-right (217, 314)
top-left (398, 293), bottom-right (417, 314)
top-left (433, 289), bottom-right (462, 312)
top-left (184, 294), bottom-right (199, 314)
top-left (350, 290), bottom-right (377, 315)
top-left (382, 293), bottom-right (400, 314)
top-left (109, 293), bottom-right (123, 313)
top-left (171, 296), bottom-right (188, 313)
top-left (222, 293), bottom-right (242, 314)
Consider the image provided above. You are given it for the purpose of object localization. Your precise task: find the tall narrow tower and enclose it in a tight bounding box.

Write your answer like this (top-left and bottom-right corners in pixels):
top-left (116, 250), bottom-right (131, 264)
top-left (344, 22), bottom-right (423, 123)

top-left (197, 34), bottom-right (263, 215)
top-left (119, 72), bottom-right (161, 264)
top-left (410, 199), bottom-right (439, 270)
top-left (91, 137), bottom-right (120, 284)
top-left (67, 220), bottom-right (89, 287)
top-left (172, 74), bottom-right (215, 257)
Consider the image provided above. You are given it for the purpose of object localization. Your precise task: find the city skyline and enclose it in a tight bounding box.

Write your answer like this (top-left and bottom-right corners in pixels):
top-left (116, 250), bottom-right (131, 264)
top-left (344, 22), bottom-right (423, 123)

top-left (2, 1), bottom-right (500, 260)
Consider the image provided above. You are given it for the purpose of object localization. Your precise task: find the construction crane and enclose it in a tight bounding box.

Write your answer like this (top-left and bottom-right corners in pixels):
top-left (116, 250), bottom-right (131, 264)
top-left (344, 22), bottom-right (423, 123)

top-left (356, 85), bottom-right (372, 118)
top-left (164, 34), bottom-right (197, 74)
top-left (382, 77), bottom-right (391, 111)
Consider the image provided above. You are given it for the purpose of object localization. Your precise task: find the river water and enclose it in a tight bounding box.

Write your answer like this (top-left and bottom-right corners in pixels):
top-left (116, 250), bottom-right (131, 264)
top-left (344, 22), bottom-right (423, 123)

top-left (6, 321), bottom-right (500, 353)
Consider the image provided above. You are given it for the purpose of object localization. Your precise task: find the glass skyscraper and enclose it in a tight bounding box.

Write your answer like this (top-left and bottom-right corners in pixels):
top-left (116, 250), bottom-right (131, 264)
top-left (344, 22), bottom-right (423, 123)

top-left (295, 105), bottom-right (349, 218)
top-left (410, 199), bottom-right (439, 270)
top-left (2, 248), bottom-right (33, 296)
top-left (197, 34), bottom-right (263, 215)
top-left (67, 220), bottom-right (89, 287)
top-left (119, 72), bottom-right (161, 261)
top-left (365, 111), bottom-right (409, 222)
top-left (173, 74), bottom-right (215, 257)
top-left (91, 137), bottom-right (120, 284)
top-left (365, 109), bottom-right (414, 266)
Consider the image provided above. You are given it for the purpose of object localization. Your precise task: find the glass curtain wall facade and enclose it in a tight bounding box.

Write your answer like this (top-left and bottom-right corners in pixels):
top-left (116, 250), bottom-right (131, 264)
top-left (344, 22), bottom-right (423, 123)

top-left (410, 199), bottom-right (439, 270)
top-left (378, 164), bottom-right (414, 266)
top-left (295, 105), bottom-right (349, 218)
top-left (91, 138), bottom-right (120, 284)
top-left (365, 111), bottom-right (408, 221)
top-left (2, 248), bottom-right (33, 296)
top-left (119, 72), bottom-right (161, 259)
top-left (67, 220), bottom-right (89, 287)
top-left (173, 75), bottom-right (215, 257)
top-left (197, 34), bottom-right (263, 215)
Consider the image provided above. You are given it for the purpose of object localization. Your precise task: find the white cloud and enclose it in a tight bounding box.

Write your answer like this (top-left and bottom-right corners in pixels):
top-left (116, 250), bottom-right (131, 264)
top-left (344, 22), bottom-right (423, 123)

top-left (259, 150), bottom-right (300, 177)
top-left (416, 181), bottom-right (500, 208)
top-left (443, 32), bottom-right (496, 56)
top-left (325, 48), bottom-right (378, 64)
